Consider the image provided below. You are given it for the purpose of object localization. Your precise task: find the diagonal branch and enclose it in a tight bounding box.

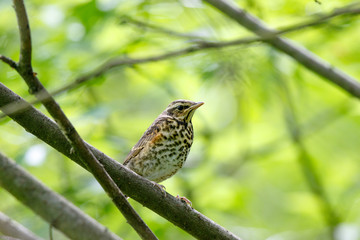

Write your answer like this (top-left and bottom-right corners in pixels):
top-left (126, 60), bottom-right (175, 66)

top-left (11, 1), bottom-right (157, 239)
top-left (120, 15), bottom-right (208, 40)
top-left (0, 154), bottom-right (123, 240)
top-left (0, 82), bottom-right (242, 240)
top-left (276, 2), bottom-right (360, 34)
top-left (0, 55), bottom-right (17, 69)
top-left (0, 212), bottom-right (44, 240)
top-left (204, 0), bottom-right (360, 98)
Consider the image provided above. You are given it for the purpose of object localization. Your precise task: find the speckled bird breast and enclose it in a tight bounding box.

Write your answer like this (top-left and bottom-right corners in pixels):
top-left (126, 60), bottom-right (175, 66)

top-left (134, 118), bottom-right (194, 182)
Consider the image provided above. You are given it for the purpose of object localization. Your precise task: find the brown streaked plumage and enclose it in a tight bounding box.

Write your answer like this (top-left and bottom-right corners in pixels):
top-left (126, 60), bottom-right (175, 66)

top-left (123, 99), bottom-right (203, 183)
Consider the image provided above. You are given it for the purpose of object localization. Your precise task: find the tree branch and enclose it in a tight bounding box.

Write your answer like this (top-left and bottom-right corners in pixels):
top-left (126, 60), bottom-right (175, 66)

top-left (11, 1), bottom-right (157, 239)
top-left (0, 212), bottom-right (44, 240)
top-left (0, 82), bottom-right (242, 240)
top-left (120, 15), bottom-right (208, 40)
top-left (204, 0), bottom-right (360, 98)
top-left (276, 2), bottom-right (360, 34)
top-left (0, 55), bottom-right (18, 69)
top-left (0, 153), bottom-right (123, 240)
top-left (12, 0), bottom-right (32, 70)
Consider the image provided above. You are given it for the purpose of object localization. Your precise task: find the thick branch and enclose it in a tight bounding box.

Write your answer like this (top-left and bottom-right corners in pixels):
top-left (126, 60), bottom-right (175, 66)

top-left (0, 83), bottom-right (241, 240)
top-left (0, 212), bottom-right (44, 240)
top-left (11, 1), bottom-right (157, 239)
top-left (205, 0), bottom-right (360, 98)
top-left (0, 153), bottom-right (122, 240)
top-left (0, 84), bottom-right (110, 240)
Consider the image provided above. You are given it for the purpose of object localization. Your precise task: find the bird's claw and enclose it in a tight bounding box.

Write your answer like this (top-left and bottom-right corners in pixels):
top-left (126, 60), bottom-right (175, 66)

top-left (70, 147), bottom-right (75, 154)
top-left (152, 182), bottom-right (166, 197)
top-left (176, 195), bottom-right (192, 207)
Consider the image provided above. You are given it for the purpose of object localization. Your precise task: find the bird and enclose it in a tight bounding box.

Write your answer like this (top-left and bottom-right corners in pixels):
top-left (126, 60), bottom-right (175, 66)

top-left (123, 99), bottom-right (203, 200)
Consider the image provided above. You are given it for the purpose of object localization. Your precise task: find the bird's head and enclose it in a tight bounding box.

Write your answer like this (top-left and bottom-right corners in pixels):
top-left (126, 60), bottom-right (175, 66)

top-left (162, 99), bottom-right (204, 123)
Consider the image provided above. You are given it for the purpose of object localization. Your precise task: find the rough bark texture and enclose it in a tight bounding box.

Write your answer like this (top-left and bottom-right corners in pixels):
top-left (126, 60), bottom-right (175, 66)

top-left (0, 212), bottom-right (44, 240)
top-left (0, 152), bottom-right (122, 240)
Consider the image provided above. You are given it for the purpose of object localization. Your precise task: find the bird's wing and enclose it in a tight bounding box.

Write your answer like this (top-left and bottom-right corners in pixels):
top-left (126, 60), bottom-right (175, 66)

top-left (123, 118), bottom-right (164, 165)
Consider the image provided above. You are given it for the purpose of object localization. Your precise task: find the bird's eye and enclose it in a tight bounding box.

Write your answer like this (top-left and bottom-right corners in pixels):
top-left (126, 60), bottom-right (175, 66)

top-left (177, 105), bottom-right (188, 111)
top-left (177, 105), bottom-right (184, 111)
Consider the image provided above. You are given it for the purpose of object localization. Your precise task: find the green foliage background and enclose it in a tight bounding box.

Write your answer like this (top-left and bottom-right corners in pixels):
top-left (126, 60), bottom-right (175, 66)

top-left (1, 0), bottom-right (360, 239)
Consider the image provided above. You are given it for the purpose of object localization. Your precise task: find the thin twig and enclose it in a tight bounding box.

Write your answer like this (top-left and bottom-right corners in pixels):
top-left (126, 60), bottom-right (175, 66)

top-left (120, 15), bottom-right (208, 40)
top-left (49, 224), bottom-right (53, 240)
top-left (205, 0), bottom-right (360, 98)
top-left (13, 0), bottom-right (32, 69)
top-left (11, 1), bottom-right (157, 239)
top-left (276, 2), bottom-right (360, 34)
top-left (0, 55), bottom-right (18, 69)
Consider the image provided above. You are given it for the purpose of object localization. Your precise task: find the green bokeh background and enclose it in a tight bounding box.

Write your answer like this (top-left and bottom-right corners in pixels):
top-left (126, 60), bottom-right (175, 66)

top-left (1, 0), bottom-right (360, 239)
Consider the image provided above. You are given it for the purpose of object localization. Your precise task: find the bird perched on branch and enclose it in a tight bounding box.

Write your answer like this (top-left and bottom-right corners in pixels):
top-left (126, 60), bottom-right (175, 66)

top-left (123, 100), bottom-right (203, 198)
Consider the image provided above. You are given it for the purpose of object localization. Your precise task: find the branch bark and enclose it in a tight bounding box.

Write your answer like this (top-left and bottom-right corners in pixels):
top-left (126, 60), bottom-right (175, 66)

top-left (0, 153), bottom-right (122, 240)
top-left (13, 0), bottom-right (32, 70)
top-left (0, 82), bottom-right (241, 240)
top-left (0, 212), bottom-right (44, 240)
top-left (11, 1), bottom-right (157, 239)
top-left (0, 55), bottom-right (17, 69)
top-left (204, 0), bottom-right (360, 98)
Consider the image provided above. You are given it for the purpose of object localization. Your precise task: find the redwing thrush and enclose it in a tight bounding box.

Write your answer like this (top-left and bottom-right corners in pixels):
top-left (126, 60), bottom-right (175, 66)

top-left (123, 100), bottom-right (203, 183)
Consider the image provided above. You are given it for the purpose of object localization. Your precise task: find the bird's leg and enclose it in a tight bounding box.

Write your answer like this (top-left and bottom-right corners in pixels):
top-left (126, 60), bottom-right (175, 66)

top-left (152, 181), bottom-right (166, 197)
top-left (176, 195), bottom-right (192, 207)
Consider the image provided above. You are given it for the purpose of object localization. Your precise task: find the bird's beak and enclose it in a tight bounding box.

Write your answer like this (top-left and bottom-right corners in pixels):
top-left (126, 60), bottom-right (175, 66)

top-left (185, 102), bottom-right (204, 122)
top-left (191, 102), bottom-right (204, 110)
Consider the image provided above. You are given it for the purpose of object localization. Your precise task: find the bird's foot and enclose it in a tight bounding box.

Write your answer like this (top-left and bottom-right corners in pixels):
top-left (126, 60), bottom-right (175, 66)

top-left (152, 181), bottom-right (166, 197)
top-left (176, 195), bottom-right (192, 207)
top-left (70, 147), bottom-right (75, 155)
